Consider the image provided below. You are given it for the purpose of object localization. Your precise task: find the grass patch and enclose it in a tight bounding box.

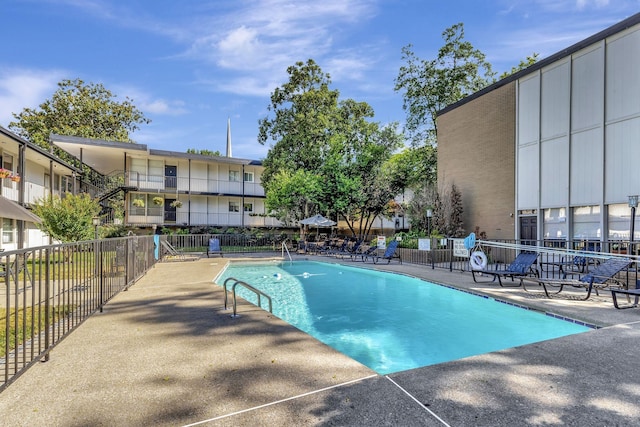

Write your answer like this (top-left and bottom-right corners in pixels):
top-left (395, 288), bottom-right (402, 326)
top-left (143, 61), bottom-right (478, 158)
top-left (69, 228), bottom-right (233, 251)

top-left (0, 305), bottom-right (75, 357)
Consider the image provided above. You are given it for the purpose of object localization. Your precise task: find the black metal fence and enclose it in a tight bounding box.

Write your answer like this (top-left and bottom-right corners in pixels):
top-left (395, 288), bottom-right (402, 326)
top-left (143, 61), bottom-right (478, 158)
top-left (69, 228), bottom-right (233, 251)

top-left (4, 232), bottom-right (638, 392)
top-left (1, 235), bottom-right (157, 392)
top-left (165, 233), bottom-right (288, 255)
top-left (164, 234), bottom-right (640, 279)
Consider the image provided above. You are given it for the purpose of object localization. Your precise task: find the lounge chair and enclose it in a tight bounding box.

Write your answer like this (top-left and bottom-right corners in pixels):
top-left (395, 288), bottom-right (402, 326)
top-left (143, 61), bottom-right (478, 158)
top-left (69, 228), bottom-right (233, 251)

top-left (524, 257), bottom-right (632, 300)
top-left (207, 238), bottom-right (223, 258)
top-left (326, 239), bottom-right (349, 256)
top-left (371, 240), bottom-right (402, 264)
top-left (361, 246), bottom-right (379, 262)
top-left (351, 245), bottom-right (376, 261)
top-left (611, 279), bottom-right (640, 309)
top-left (471, 252), bottom-right (538, 287)
top-left (160, 240), bottom-right (187, 261)
top-left (338, 240), bottom-right (363, 259)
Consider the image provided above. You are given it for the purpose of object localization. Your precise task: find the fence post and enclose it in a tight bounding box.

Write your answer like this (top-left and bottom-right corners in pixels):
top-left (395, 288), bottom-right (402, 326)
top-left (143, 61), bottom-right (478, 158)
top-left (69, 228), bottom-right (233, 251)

top-left (44, 249), bottom-right (51, 362)
top-left (449, 240), bottom-right (454, 272)
top-left (98, 240), bottom-right (104, 313)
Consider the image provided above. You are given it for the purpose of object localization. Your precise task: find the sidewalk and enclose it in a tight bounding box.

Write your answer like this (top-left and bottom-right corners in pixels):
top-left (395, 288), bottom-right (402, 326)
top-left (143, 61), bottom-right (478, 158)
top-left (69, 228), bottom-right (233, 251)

top-left (0, 255), bottom-right (639, 426)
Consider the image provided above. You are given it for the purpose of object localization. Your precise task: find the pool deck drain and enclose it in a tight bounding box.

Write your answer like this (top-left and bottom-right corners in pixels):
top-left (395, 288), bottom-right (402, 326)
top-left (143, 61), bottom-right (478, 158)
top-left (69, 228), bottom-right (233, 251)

top-left (0, 255), bottom-right (639, 426)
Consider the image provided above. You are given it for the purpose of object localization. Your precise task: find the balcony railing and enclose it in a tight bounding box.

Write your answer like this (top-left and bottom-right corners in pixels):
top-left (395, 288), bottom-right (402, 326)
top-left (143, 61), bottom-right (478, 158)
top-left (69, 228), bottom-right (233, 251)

top-left (127, 211), bottom-right (281, 228)
top-left (126, 174), bottom-right (264, 197)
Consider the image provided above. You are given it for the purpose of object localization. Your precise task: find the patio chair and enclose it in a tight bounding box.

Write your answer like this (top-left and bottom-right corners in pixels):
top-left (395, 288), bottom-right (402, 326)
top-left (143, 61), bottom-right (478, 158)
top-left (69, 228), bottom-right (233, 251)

top-left (207, 238), bottom-right (223, 258)
top-left (371, 240), bottom-right (402, 264)
top-left (471, 252), bottom-right (539, 287)
top-left (524, 257), bottom-right (632, 300)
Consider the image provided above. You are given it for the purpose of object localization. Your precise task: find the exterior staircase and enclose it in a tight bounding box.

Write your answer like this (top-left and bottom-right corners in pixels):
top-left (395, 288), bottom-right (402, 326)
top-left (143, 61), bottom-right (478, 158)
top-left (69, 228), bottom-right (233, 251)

top-left (82, 170), bottom-right (138, 224)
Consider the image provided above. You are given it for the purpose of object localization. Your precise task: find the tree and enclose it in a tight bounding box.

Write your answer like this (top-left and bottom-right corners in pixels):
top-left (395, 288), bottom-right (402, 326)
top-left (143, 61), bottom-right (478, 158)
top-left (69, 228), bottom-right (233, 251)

top-left (258, 59), bottom-right (340, 190)
top-left (9, 78), bottom-right (150, 150)
top-left (499, 53), bottom-right (539, 79)
top-left (385, 145), bottom-right (437, 189)
top-left (404, 184), bottom-right (439, 234)
top-left (264, 169), bottom-right (325, 227)
top-left (187, 148), bottom-right (221, 157)
top-left (395, 23), bottom-right (495, 146)
top-left (259, 60), bottom-right (407, 240)
top-left (32, 193), bottom-right (101, 242)
top-left (322, 120), bottom-right (405, 239)
top-left (433, 183), bottom-right (465, 238)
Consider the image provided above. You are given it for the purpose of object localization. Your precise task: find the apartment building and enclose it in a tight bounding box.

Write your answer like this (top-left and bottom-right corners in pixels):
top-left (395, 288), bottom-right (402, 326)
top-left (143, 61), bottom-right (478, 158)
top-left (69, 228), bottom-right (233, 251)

top-left (437, 12), bottom-right (640, 246)
top-left (0, 126), bottom-right (79, 250)
top-left (50, 134), bottom-right (280, 230)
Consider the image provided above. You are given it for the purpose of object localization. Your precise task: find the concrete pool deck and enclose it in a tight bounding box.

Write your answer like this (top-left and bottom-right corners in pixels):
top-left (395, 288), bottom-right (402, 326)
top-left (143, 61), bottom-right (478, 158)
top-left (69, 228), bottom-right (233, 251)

top-left (1, 254), bottom-right (639, 426)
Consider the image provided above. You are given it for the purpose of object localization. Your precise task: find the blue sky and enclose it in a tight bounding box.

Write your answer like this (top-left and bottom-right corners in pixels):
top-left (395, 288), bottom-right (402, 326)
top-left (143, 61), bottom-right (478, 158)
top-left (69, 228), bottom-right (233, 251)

top-left (1, 1), bottom-right (638, 160)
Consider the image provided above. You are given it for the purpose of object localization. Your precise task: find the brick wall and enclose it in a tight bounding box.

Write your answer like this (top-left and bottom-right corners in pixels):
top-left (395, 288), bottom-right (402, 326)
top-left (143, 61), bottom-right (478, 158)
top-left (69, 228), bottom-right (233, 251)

top-left (437, 82), bottom-right (516, 240)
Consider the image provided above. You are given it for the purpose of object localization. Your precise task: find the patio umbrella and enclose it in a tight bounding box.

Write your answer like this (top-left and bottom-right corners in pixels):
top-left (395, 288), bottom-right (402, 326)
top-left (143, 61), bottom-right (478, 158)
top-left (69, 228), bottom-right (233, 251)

top-left (299, 214), bottom-right (336, 239)
top-left (300, 214), bottom-right (336, 227)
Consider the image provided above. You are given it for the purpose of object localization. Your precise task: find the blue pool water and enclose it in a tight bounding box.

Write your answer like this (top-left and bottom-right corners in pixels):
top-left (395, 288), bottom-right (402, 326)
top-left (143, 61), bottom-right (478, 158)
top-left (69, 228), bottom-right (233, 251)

top-left (217, 261), bottom-right (591, 374)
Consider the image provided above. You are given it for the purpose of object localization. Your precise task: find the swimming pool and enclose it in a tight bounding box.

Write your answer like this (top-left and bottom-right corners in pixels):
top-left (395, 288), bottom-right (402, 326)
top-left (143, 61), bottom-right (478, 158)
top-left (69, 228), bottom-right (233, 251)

top-left (216, 261), bottom-right (591, 375)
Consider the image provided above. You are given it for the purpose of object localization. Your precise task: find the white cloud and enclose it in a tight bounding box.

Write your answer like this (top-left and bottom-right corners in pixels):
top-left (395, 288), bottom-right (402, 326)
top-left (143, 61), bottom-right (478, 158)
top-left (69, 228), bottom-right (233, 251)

top-left (184, 0), bottom-right (378, 95)
top-left (0, 68), bottom-right (65, 127)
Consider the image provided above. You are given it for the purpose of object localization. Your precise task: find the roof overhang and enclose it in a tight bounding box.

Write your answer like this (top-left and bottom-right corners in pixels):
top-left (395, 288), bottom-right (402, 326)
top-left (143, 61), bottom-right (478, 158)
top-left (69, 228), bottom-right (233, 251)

top-left (51, 134), bottom-right (263, 172)
top-left (50, 134), bottom-right (149, 174)
top-left (0, 196), bottom-right (41, 223)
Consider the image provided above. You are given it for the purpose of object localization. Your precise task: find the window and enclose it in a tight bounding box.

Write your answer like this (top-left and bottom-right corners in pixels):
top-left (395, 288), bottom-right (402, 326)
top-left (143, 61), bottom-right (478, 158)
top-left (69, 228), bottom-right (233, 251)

top-left (244, 203), bottom-right (253, 212)
top-left (2, 154), bottom-right (13, 188)
top-left (229, 170), bottom-right (240, 182)
top-left (44, 173), bottom-right (51, 191)
top-left (229, 201), bottom-right (240, 212)
top-left (573, 205), bottom-right (601, 239)
top-left (608, 203), bottom-right (637, 240)
top-left (2, 218), bottom-right (14, 244)
top-left (61, 176), bottom-right (73, 193)
top-left (2, 153), bottom-right (13, 171)
top-left (149, 160), bottom-right (164, 183)
top-left (244, 171), bottom-right (254, 182)
top-left (543, 208), bottom-right (567, 240)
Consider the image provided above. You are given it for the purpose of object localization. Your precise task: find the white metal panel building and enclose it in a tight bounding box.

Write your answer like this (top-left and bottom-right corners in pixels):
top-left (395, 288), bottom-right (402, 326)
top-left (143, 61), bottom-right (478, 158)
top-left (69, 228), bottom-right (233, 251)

top-left (516, 14), bottom-right (640, 246)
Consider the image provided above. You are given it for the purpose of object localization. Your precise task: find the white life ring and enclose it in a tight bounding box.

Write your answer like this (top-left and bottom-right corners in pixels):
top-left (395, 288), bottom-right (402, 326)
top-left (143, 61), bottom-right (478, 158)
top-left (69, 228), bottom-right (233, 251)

top-left (469, 251), bottom-right (488, 270)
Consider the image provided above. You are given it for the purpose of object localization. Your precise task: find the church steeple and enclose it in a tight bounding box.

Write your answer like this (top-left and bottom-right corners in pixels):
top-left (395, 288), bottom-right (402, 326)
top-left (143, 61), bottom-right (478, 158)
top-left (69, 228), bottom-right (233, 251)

top-left (226, 117), bottom-right (232, 158)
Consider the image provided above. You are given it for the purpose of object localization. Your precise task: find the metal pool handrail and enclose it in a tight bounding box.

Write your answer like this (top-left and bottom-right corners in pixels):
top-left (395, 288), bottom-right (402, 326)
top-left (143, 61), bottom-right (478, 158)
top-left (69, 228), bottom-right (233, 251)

top-left (222, 277), bottom-right (273, 318)
top-left (281, 240), bottom-right (292, 261)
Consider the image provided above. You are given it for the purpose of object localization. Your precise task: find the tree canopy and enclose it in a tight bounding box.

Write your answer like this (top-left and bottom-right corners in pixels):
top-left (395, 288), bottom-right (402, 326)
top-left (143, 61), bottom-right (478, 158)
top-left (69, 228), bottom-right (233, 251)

top-left (187, 148), bottom-right (221, 157)
top-left (259, 59), bottom-right (407, 240)
top-left (9, 78), bottom-right (150, 150)
top-left (499, 53), bottom-right (539, 79)
top-left (395, 23), bottom-right (495, 147)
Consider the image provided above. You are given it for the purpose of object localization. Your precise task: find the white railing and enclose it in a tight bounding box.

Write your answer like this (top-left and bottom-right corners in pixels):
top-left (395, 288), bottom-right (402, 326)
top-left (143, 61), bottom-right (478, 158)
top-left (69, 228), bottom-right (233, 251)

top-left (127, 174), bottom-right (263, 197)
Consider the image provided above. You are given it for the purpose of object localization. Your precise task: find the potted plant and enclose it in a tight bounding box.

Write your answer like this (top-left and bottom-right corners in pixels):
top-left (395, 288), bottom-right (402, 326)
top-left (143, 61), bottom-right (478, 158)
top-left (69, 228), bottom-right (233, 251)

top-left (132, 199), bottom-right (145, 208)
top-left (170, 200), bottom-right (183, 208)
top-left (10, 174), bottom-right (20, 182)
top-left (153, 196), bottom-right (164, 206)
top-left (0, 168), bottom-right (10, 179)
